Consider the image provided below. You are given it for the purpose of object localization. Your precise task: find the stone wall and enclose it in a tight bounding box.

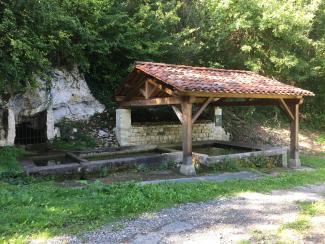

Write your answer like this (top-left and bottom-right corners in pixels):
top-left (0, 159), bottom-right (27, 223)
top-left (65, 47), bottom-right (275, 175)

top-left (116, 108), bottom-right (229, 146)
top-left (128, 122), bottom-right (228, 145)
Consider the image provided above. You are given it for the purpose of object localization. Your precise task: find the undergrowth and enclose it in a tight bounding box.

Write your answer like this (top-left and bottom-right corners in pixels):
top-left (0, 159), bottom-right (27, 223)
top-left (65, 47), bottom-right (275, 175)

top-left (202, 155), bottom-right (281, 173)
top-left (52, 118), bottom-right (98, 150)
top-left (0, 146), bottom-right (25, 176)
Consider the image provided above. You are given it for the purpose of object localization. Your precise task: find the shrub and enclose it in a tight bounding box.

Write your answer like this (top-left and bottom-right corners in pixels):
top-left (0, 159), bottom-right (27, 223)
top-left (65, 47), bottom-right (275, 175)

top-left (52, 119), bottom-right (97, 150)
top-left (0, 146), bottom-right (25, 176)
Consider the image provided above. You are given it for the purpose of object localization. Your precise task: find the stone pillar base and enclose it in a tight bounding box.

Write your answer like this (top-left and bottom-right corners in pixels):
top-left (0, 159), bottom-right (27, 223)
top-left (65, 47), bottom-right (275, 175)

top-left (281, 152), bottom-right (288, 168)
top-left (289, 158), bottom-right (301, 168)
top-left (180, 164), bottom-right (196, 176)
top-left (115, 108), bottom-right (131, 146)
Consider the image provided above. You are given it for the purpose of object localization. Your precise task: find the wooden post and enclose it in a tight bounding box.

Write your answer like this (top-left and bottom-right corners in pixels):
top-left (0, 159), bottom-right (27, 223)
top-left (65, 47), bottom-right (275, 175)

top-left (289, 103), bottom-right (300, 167)
top-left (180, 96), bottom-right (196, 175)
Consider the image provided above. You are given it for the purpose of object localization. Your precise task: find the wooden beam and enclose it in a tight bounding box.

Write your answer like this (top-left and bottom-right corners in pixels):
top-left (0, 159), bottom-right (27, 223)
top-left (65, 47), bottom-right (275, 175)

top-left (139, 88), bottom-right (146, 98)
top-left (289, 103), bottom-right (300, 167)
top-left (144, 80), bottom-right (150, 99)
top-left (212, 99), bottom-right (278, 107)
top-left (192, 97), bottom-right (214, 124)
top-left (119, 97), bottom-right (182, 107)
top-left (171, 105), bottom-right (183, 123)
top-left (117, 96), bottom-right (303, 108)
top-left (116, 96), bottom-right (216, 104)
top-left (123, 76), bottom-right (146, 101)
top-left (147, 79), bottom-right (176, 97)
top-left (148, 84), bottom-right (159, 98)
top-left (279, 99), bottom-right (294, 121)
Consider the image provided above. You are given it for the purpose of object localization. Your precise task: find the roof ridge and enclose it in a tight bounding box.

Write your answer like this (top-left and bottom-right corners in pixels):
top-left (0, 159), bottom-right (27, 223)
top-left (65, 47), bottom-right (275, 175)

top-left (135, 61), bottom-right (257, 75)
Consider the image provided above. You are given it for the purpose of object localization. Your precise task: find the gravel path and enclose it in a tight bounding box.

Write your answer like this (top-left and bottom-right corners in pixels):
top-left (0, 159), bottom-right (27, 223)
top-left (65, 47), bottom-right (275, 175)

top-left (45, 183), bottom-right (325, 244)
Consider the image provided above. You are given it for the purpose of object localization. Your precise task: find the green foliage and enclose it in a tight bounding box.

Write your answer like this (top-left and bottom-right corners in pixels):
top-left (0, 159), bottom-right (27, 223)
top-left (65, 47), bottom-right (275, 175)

top-left (99, 167), bottom-right (110, 178)
top-left (0, 0), bottom-right (181, 106)
top-left (0, 146), bottom-right (25, 175)
top-left (1, 154), bottom-right (325, 242)
top-left (52, 118), bottom-right (97, 150)
top-left (0, 0), bottom-right (324, 120)
top-left (52, 138), bottom-right (97, 151)
top-left (135, 163), bottom-right (151, 173)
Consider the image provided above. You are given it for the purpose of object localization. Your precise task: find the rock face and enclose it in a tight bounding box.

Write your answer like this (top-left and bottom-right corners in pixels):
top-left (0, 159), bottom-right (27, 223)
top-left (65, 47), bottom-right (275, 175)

top-left (51, 69), bottom-right (105, 122)
top-left (0, 67), bottom-right (105, 145)
top-left (8, 67), bottom-right (104, 123)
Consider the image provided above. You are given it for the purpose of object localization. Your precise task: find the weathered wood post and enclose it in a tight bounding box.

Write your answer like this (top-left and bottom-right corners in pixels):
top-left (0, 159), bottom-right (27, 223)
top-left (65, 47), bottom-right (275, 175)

top-left (180, 96), bottom-right (196, 175)
top-left (289, 103), bottom-right (300, 167)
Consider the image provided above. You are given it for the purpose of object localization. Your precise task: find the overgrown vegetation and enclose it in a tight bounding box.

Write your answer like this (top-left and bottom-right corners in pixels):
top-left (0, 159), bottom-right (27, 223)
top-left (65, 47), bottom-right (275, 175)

top-left (52, 113), bottom-right (115, 150)
top-left (0, 0), bottom-right (324, 128)
top-left (204, 155), bottom-right (281, 172)
top-left (0, 146), bottom-right (24, 176)
top-left (0, 154), bottom-right (324, 242)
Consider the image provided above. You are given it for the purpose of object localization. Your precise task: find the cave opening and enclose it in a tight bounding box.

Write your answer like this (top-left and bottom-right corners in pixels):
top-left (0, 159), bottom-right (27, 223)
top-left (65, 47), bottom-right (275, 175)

top-left (15, 111), bottom-right (47, 145)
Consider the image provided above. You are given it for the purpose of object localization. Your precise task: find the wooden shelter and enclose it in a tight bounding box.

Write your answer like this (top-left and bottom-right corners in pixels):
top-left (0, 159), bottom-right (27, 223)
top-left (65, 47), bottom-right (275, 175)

top-left (115, 62), bottom-right (314, 175)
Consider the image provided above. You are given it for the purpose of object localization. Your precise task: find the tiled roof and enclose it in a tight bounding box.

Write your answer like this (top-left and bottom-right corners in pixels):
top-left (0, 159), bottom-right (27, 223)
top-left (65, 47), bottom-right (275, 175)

top-left (134, 62), bottom-right (314, 97)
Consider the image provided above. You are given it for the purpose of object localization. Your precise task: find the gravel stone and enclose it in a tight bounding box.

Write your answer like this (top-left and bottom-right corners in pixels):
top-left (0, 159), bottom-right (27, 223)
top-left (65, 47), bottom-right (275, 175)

top-left (43, 183), bottom-right (325, 244)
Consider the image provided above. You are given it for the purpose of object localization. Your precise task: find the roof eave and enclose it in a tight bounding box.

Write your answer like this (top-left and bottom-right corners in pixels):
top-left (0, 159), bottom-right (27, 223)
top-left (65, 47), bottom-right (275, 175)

top-left (175, 90), bottom-right (306, 100)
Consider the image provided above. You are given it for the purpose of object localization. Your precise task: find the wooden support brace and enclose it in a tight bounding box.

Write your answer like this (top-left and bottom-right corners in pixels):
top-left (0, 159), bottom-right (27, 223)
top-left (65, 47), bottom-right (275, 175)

top-left (148, 83), bottom-right (158, 98)
top-left (192, 97), bottom-right (214, 124)
top-left (123, 77), bottom-right (146, 101)
top-left (139, 88), bottom-right (146, 98)
top-left (279, 98), bottom-right (294, 121)
top-left (144, 81), bottom-right (150, 99)
top-left (171, 105), bottom-right (183, 123)
top-left (147, 79), bottom-right (175, 97)
top-left (137, 80), bottom-right (153, 99)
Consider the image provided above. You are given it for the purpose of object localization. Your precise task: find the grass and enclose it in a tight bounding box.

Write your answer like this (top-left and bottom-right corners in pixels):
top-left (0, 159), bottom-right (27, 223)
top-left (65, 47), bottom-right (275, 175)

top-left (282, 218), bottom-right (312, 232)
top-left (1, 154), bottom-right (325, 242)
top-left (51, 137), bottom-right (97, 151)
top-left (299, 200), bottom-right (325, 216)
top-left (278, 196), bottom-right (325, 237)
top-left (316, 133), bottom-right (325, 145)
top-left (0, 146), bottom-right (25, 175)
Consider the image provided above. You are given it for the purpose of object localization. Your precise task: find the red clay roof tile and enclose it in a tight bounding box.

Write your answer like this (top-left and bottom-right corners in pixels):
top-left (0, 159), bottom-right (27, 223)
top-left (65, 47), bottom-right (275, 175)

top-left (134, 62), bottom-right (314, 97)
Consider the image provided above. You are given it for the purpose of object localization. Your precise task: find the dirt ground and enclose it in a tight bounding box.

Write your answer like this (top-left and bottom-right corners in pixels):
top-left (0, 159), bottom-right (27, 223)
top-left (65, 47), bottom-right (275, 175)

top-left (44, 183), bottom-right (325, 244)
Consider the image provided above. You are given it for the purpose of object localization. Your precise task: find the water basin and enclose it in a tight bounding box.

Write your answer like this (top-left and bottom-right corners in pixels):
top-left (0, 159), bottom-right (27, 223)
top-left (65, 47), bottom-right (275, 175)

top-left (84, 149), bottom-right (165, 161)
top-left (32, 155), bottom-right (76, 166)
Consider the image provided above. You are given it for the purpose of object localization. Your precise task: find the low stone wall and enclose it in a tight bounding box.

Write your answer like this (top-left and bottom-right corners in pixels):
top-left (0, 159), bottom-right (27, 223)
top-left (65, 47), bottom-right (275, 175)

top-left (128, 122), bottom-right (228, 145)
top-left (203, 147), bottom-right (288, 167)
top-left (115, 108), bottom-right (229, 146)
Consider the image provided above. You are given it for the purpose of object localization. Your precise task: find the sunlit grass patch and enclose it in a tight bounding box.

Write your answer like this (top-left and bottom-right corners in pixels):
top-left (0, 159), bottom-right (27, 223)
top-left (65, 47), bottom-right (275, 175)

top-left (316, 134), bottom-right (325, 145)
top-left (1, 154), bottom-right (325, 242)
top-left (0, 146), bottom-right (25, 174)
top-left (299, 200), bottom-right (325, 216)
top-left (282, 218), bottom-right (311, 233)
